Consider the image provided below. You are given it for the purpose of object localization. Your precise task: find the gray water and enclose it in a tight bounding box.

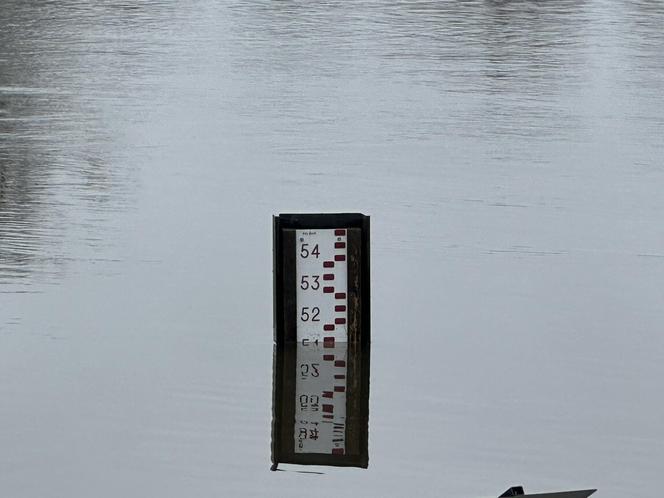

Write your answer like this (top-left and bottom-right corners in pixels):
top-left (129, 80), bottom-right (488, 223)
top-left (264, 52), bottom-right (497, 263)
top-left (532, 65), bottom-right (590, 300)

top-left (1, 1), bottom-right (663, 497)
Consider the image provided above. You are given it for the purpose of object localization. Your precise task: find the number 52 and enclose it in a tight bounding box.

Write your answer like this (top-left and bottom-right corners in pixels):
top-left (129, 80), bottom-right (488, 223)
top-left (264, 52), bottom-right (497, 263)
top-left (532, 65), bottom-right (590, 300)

top-left (300, 307), bottom-right (320, 322)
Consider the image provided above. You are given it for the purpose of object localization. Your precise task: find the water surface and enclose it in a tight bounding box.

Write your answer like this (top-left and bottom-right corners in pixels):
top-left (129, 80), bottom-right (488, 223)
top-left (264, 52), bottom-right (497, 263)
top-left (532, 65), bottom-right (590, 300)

top-left (1, 1), bottom-right (663, 497)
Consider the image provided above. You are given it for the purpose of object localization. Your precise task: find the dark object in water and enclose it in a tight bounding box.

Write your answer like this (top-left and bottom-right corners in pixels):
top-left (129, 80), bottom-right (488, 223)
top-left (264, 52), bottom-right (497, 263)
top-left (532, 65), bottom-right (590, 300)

top-left (500, 487), bottom-right (525, 496)
top-left (498, 486), bottom-right (596, 498)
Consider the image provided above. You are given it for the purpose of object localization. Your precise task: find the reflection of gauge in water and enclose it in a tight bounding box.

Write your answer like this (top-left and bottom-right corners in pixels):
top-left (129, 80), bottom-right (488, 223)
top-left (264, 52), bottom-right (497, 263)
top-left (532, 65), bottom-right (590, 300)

top-left (295, 340), bottom-right (347, 455)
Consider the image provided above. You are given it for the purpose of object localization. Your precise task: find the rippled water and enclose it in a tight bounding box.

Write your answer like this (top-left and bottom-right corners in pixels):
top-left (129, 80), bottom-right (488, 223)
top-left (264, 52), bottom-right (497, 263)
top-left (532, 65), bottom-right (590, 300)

top-left (1, 1), bottom-right (663, 497)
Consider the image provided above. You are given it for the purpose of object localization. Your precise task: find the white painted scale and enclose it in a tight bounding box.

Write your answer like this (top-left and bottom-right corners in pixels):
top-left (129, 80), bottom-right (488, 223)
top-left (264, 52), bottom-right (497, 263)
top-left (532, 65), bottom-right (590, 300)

top-left (294, 229), bottom-right (348, 455)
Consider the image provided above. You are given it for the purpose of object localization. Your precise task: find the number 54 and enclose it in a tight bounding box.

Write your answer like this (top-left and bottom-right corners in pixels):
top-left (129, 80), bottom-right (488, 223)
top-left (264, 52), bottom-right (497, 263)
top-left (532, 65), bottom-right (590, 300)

top-left (300, 243), bottom-right (320, 259)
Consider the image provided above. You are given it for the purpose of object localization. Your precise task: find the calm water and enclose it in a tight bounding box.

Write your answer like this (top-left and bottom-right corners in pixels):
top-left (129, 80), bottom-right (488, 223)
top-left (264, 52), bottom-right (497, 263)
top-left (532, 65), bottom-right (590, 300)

top-left (1, 1), bottom-right (663, 497)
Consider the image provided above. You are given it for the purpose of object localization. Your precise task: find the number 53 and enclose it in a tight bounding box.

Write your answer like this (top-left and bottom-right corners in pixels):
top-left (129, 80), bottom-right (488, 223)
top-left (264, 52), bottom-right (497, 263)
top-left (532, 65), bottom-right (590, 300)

top-left (300, 275), bottom-right (320, 290)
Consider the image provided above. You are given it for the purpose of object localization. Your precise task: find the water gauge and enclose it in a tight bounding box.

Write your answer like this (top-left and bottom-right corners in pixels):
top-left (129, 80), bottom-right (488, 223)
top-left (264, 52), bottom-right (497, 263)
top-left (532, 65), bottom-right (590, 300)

top-left (272, 213), bottom-right (370, 469)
